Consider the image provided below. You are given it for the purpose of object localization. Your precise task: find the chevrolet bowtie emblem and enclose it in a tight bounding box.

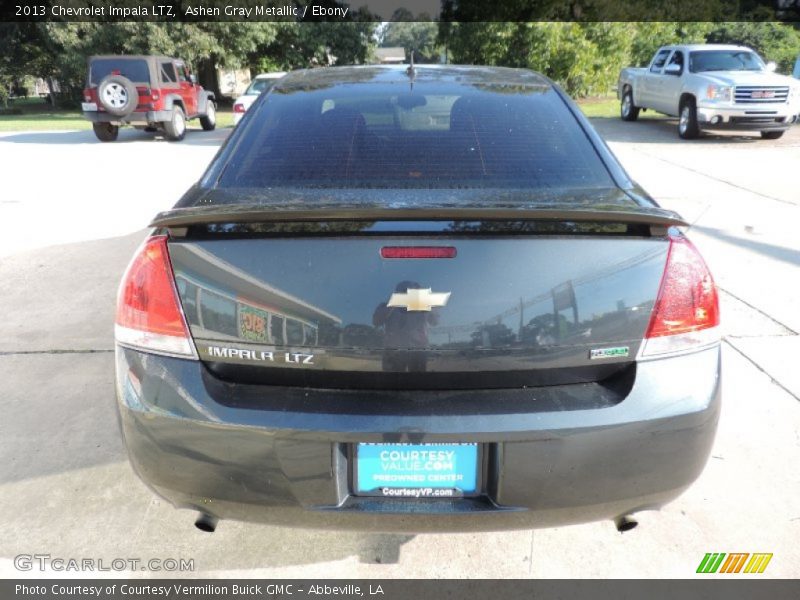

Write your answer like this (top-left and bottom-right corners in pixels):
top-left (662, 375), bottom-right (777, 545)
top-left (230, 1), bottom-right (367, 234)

top-left (387, 288), bottom-right (451, 312)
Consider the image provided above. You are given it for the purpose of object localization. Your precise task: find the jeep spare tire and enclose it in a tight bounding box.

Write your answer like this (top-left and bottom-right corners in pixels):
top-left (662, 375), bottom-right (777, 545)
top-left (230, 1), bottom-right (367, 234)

top-left (97, 75), bottom-right (138, 117)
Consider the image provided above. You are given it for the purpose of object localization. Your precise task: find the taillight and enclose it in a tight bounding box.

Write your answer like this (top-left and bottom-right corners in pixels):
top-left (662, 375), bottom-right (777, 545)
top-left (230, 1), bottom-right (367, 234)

top-left (642, 234), bottom-right (720, 357)
top-left (115, 236), bottom-right (197, 359)
top-left (381, 246), bottom-right (457, 259)
top-left (233, 103), bottom-right (246, 113)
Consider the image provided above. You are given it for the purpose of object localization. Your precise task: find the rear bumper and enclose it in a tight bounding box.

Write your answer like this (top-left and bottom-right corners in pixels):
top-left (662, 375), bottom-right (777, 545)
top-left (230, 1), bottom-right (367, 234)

top-left (115, 344), bottom-right (721, 532)
top-left (696, 104), bottom-right (798, 131)
top-left (83, 110), bottom-right (172, 125)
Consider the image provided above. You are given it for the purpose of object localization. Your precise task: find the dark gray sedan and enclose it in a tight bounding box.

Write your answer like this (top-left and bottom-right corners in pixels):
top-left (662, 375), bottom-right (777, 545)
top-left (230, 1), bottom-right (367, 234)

top-left (114, 65), bottom-right (720, 532)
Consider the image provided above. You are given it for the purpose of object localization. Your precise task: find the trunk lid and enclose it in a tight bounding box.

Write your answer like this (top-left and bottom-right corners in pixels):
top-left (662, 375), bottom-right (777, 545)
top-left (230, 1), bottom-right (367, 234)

top-left (166, 210), bottom-right (674, 390)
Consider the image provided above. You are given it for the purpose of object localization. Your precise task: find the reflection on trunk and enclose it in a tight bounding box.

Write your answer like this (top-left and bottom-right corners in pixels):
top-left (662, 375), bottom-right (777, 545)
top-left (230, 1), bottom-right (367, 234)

top-left (373, 281), bottom-right (440, 372)
top-left (167, 235), bottom-right (668, 384)
top-left (172, 245), bottom-right (342, 348)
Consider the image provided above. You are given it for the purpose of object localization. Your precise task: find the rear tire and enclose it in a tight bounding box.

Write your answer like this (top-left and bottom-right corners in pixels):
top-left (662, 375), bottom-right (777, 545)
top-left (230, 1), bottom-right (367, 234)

top-left (760, 130), bottom-right (785, 140)
top-left (163, 106), bottom-right (186, 142)
top-left (199, 101), bottom-right (216, 131)
top-left (620, 89), bottom-right (639, 122)
top-left (678, 100), bottom-right (699, 139)
top-left (92, 122), bottom-right (119, 142)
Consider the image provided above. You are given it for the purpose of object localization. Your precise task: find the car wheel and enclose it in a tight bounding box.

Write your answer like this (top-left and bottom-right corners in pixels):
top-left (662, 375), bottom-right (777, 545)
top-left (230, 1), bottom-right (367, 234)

top-left (678, 100), bottom-right (700, 139)
top-left (199, 101), bottom-right (216, 131)
top-left (163, 106), bottom-right (186, 141)
top-left (620, 89), bottom-right (639, 122)
top-left (97, 75), bottom-right (137, 118)
top-left (760, 130), bottom-right (785, 140)
top-left (92, 122), bottom-right (119, 142)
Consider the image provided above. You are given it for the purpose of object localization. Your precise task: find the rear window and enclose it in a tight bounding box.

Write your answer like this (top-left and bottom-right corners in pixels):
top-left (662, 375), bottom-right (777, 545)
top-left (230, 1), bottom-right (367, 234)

top-left (246, 78), bottom-right (281, 95)
top-left (217, 81), bottom-right (612, 190)
top-left (160, 61), bottom-right (177, 83)
top-left (689, 50), bottom-right (765, 73)
top-left (89, 58), bottom-right (150, 85)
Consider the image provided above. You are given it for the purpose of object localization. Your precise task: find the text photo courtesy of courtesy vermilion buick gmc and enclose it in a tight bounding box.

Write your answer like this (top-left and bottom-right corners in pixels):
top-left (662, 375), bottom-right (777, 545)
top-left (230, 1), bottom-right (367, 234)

top-left (114, 65), bottom-right (721, 533)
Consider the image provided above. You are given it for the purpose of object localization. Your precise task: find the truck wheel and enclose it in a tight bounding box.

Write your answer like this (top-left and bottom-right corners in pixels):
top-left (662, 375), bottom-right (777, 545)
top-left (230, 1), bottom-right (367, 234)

top-left (678, 100), bottom-right (699, 139)
top-left (97, 75), bottom-right (137, 118)
top-left (92, 122), bottom-right (119, 142)
top-left (760, 130), bottom-right (784, 140)
top-left (620, 89), bottom-right (639, 121)
top-left (163, 106), bottom-right (186, 141)
top-left (199, 101), bottom-right (216, 131)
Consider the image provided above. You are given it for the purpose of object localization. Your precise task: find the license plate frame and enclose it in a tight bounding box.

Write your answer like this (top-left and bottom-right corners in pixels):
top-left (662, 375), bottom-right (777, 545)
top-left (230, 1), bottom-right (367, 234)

top-left (353, 442), bottom-right (481, 498)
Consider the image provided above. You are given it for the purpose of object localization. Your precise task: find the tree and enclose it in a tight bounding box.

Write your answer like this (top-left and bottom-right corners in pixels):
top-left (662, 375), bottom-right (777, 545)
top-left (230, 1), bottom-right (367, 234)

top-left (440, 0), bottom-right (729, 22)
top-left (628, 22), bottom-right (713, 67)
top-left (8, 21), bottom-right (380, 103)
top-left (38, 22), bottom-right (280, 99)
top-left (706, 22), bottom-right (800, 73)
top-left (380, 16), bottom-right (441, 63)
top-left (445, 22), bottom-right (632, 96)
top-left (0, 23), bottom-right (55, 105)
top-left (255, 19), bottom-right (378, 72)
top-left (443, 20), bottom-right (800, 97)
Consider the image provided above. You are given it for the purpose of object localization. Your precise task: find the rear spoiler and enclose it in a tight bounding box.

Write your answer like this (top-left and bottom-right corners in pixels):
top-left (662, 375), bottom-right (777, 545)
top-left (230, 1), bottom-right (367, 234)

top-left (150, 205), bottom-right (687, 229)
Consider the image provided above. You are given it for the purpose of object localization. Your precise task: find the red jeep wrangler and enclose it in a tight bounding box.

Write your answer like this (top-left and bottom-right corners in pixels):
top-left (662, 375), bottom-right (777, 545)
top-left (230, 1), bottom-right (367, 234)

top-left (82, 55), bottom-right (216, 142)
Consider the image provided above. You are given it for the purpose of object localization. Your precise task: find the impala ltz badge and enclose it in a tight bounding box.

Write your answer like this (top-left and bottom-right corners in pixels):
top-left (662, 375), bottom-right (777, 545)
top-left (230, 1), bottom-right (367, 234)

top-left (387, 288), bottom-right (451, 312)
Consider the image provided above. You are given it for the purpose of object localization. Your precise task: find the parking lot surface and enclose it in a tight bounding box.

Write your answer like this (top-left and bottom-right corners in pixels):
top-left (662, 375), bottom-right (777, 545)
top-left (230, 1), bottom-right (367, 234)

top-left (1, 121), bottom-right (798, 578)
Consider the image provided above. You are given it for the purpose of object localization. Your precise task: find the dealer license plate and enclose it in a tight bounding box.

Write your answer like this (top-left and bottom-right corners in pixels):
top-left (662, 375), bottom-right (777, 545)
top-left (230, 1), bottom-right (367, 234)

top-left (81, 102), bottom-right (97, 111)
top-left (355, 443), bottom-right (478, 497)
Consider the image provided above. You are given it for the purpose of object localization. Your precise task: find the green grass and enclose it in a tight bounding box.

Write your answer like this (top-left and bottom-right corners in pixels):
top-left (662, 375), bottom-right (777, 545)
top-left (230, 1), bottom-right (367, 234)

top-left (216, 111), bottom-right (234, 128)
top-left (575, 95), bottom-right (663, 119)
top-left (4, 96), bottom-right (54, 108)
top-left (0, 97), bottom-right (235, 132)
top-left (576, 97), bottom-right (620, 118)
top-left (0, 112), bottom-right (92, 131)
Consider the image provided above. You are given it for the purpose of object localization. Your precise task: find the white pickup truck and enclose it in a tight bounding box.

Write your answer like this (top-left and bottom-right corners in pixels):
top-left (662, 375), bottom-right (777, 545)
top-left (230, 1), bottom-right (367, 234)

top-left (618, 44), bottom-right (800, 139)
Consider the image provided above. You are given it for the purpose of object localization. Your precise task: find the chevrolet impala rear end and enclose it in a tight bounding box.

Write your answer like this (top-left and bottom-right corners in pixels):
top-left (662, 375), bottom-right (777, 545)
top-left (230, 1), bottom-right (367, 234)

top-left (114, 66), bottom-right (720, 532)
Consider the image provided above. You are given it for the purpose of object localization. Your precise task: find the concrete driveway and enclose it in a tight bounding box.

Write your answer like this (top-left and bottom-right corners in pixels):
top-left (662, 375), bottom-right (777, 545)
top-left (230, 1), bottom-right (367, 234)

top-left (0, 120), bottom-right (798, 578)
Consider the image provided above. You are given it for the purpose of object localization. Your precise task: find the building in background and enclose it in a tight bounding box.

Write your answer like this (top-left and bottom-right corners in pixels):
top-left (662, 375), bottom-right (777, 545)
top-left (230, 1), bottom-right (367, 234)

top-left (217, 68), bottom-right (252, 98)
top-left (374, 47), bottom-right (406, 64)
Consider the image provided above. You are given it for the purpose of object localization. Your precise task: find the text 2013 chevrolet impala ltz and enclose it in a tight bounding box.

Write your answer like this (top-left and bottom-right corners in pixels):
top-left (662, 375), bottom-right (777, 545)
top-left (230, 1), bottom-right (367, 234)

top-left (115, 66), bottom-right (720, 532)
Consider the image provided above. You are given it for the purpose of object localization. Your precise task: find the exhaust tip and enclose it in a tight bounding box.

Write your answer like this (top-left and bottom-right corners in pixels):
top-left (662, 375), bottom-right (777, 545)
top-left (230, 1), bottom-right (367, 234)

top-left (614, 514), bottom-right (638, 533)
top-left (194, 513), bottom-right (218, 533)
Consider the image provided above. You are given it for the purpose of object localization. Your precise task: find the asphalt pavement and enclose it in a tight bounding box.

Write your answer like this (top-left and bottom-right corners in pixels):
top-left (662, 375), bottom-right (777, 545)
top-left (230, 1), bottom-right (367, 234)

top-left (0, 120), bottom-right (798, 578)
